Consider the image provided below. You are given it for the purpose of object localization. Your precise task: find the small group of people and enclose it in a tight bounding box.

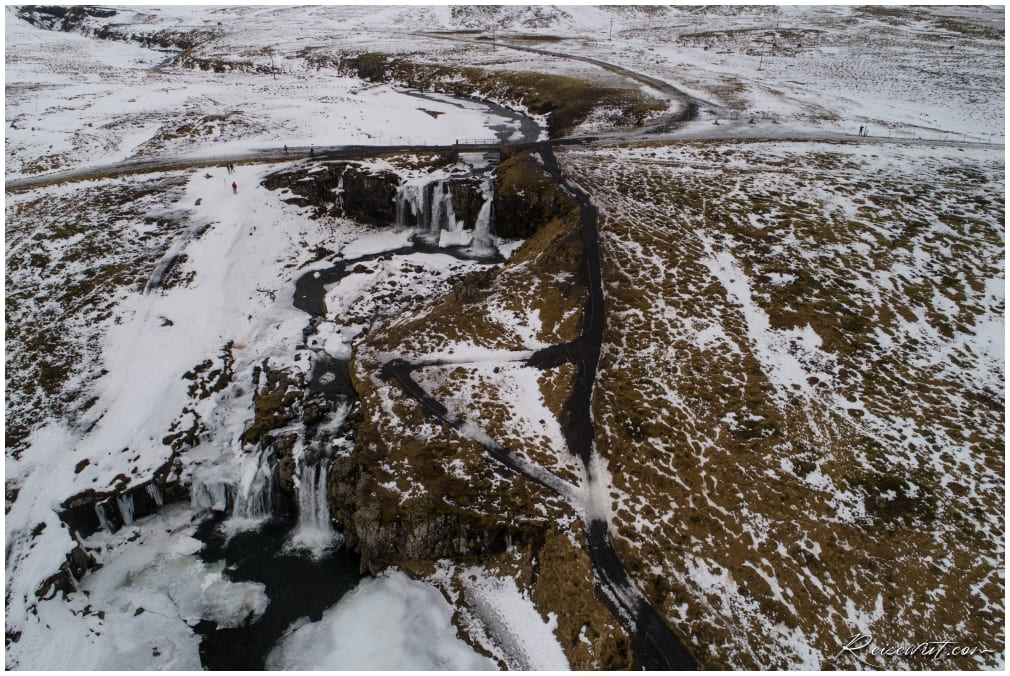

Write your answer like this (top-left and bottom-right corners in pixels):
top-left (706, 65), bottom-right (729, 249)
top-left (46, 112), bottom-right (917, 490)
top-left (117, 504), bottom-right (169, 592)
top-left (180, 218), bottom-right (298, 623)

top-left (858, 125), bottom-right (870, 137)
top-left (225, 162), bottom-right (236, 173)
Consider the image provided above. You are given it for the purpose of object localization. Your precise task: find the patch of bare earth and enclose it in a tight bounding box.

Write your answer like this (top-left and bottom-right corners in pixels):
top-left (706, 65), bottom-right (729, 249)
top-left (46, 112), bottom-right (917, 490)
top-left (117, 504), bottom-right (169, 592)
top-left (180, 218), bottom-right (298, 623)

top-left (561, 140), bottom-right (1004, 669)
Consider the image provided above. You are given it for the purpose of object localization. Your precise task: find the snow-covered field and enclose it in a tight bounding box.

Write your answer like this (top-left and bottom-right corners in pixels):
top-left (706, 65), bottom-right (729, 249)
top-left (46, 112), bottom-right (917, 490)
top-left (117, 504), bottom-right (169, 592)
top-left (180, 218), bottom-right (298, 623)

top-left (5, 3), bottom-right (1005, 671)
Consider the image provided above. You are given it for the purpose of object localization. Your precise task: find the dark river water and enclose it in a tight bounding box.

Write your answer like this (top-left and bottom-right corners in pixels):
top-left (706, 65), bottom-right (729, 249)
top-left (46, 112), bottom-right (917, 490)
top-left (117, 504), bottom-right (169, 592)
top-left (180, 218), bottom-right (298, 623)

top-left (195, 516), bottom-right (363, 669)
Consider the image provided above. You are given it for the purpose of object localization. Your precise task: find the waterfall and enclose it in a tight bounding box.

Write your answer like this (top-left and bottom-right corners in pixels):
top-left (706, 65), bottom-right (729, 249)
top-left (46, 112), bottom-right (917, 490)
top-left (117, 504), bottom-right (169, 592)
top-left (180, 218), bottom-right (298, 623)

top-left (287, 436), bottom-right (337, 555)
top-left (146, 483), bottom-right (164, 508)
top-left (191, 474), bottom-right (234, 513)
top-left (395, 182), bottom-right (431, 232)
top-left (297, 462), bottom-right (330, 531)
top-left (95, 503), bottom-right (113, 532)
top-left (396, 180), bottom-right (459, 245)
top-left (395, 183), bottom-right (415, 228)
top-left (232, 449), bottom-right (274, 520)
top-left (286, 400), bottom-right (352, 557)
top-left (468, 182), bottom-right (496, 256)
top-left (117, 494), bottom-right (135, 526)
top-left (430, 181), bottom-right (458, 233)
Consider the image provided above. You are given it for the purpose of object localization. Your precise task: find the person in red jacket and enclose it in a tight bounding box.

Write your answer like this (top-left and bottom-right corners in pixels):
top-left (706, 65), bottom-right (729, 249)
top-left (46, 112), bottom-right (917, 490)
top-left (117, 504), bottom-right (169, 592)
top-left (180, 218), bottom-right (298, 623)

top-left (232, 182), bottom-right (237, 194)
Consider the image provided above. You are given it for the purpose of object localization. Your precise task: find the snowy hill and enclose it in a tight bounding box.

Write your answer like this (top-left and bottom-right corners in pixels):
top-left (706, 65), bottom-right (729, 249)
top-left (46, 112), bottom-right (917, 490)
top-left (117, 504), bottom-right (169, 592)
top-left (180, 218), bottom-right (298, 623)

top-left (5, 4), bottom-right (1004, 671)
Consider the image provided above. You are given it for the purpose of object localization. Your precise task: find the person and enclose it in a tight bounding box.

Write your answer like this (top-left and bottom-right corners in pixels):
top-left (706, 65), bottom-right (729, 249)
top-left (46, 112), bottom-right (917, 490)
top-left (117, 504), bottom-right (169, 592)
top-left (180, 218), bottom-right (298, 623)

top-left (232, 181), bottom-right (237, 194)
top-left (283, 144), bottom-right (288, 153)
top-left (859, 125), bottom-right (863, 136)
top-left (310, 146), bottom-right (315, 156)
top-left (560, 170), bottom-right (565, 179)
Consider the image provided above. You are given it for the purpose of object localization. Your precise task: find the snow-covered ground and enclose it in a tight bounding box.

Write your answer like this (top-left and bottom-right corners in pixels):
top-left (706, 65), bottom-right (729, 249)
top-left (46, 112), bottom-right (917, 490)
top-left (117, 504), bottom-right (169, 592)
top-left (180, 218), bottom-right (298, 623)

top-left (5, 7), bottom-right (539, 666)
top-left (5, 4), bottom-right (1005, 671)
top-left (266, 569), bottom-right (497, 670)
top-left (5, 5), bottom-right (533, 179)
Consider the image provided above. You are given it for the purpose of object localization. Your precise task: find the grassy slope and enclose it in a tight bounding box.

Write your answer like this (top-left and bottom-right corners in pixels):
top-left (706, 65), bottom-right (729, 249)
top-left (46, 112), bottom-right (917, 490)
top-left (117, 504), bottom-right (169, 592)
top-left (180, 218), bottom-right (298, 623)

top-left (561, 140), bottom-right (1004, 669)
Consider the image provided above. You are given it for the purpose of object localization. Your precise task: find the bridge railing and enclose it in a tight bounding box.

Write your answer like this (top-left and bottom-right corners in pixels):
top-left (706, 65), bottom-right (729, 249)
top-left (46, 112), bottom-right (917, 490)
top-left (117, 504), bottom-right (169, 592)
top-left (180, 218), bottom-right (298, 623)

top-left (454, 138), bottom-right (500, 146)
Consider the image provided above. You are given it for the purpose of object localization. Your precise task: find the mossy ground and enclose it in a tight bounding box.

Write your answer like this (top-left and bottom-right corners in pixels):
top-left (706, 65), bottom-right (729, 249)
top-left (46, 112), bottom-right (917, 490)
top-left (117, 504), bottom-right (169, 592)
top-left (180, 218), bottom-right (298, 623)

top-left (561, 140), bottom-right (1004, 669)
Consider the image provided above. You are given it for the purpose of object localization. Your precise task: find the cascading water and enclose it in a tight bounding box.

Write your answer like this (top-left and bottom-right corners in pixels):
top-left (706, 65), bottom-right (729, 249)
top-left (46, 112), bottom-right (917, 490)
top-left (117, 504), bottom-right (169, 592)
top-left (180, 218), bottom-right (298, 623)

top-left (396, 176), bottom-right (499, 256)
top-left (287, 399), bottom-right (351, 557)
top-left (397, 180), bottom-right (459, 245)
top-left (191, 475), bottom-right (234, 513)
top-left (232, 449), bottom-right (275, 521)
top-left (467, 180), bottom-right (496, 257)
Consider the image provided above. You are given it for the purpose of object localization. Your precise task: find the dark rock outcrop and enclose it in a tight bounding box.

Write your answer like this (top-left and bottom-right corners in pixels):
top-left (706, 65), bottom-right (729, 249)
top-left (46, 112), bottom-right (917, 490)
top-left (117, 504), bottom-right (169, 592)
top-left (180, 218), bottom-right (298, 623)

top-left (17, 5), bottom-right (117, 33)
top-left (493, 151), bottom-right (577, 239)
top-left (262, 163), bottom-right (399, 225)
top-left (35, 544), bottom-right (98, 601)
top-left (448, 178), bottom-right (485, 230)
top-left (339, 166), bottom-right (399, 226)
top-left (327, 452), bottom-right (540, 575)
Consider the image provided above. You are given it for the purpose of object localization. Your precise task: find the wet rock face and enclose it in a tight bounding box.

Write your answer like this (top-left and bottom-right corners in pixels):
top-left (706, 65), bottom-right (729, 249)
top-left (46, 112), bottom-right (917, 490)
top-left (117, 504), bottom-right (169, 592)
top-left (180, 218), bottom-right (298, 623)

top-left (58, 478), bottom-right (175, 539)
top-left (261, 163), bottom-right (399, 225)
top-left (339, 166), bottom-right (399, 226)
top-left (326, 451), bottom-right (530, 576)
top-left (447, 179), bottom-right (485, 230)
top-left (493, 151), bottom-right (577, 239)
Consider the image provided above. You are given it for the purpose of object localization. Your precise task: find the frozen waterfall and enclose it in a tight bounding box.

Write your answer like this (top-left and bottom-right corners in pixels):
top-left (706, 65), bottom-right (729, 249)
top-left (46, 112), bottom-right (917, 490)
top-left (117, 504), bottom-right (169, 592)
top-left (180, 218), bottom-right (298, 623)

top-left (117, 494), bottom-right (135, 526)
top-left (287, 400), bottom-right (350, 557)
top-left (466, 180), bottom-right (497, 257)
top-left (232, 449), bottom-right (275, 521)
top-left (396, 180), bottom-right (458, 245)
top-left (395, 177), bottom-right (497, 256)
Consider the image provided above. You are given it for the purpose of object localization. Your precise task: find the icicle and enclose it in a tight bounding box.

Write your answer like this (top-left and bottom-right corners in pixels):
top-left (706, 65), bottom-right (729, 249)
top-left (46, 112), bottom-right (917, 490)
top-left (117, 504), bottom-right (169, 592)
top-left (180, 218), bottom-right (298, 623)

top-left (432, 181), bottom-right (457, 235)
top-left (146, 483), bottom-right (164, 507)
top-left (232, 450), bottom-right (274, 520)
top-left (422, 181), bottom-right (435, 231)
top-left (442, 183), bottom-right (457, 232)
top-left (429, 183), bottom-right (444, 237)
top-left (117, 494), bottom-right (135, 526)
top-left (191, 475), bottom-right (233, 513)
top-left (95, 503), bottom-right (112, 532)
top-left (394, 184), bottom-right (409, 228)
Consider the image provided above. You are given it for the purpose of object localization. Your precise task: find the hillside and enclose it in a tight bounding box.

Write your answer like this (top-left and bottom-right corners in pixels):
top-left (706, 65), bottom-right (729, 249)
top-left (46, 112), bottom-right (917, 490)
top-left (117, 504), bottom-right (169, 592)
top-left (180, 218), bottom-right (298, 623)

top-left (5, 4), bottom-right (1004, 670)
